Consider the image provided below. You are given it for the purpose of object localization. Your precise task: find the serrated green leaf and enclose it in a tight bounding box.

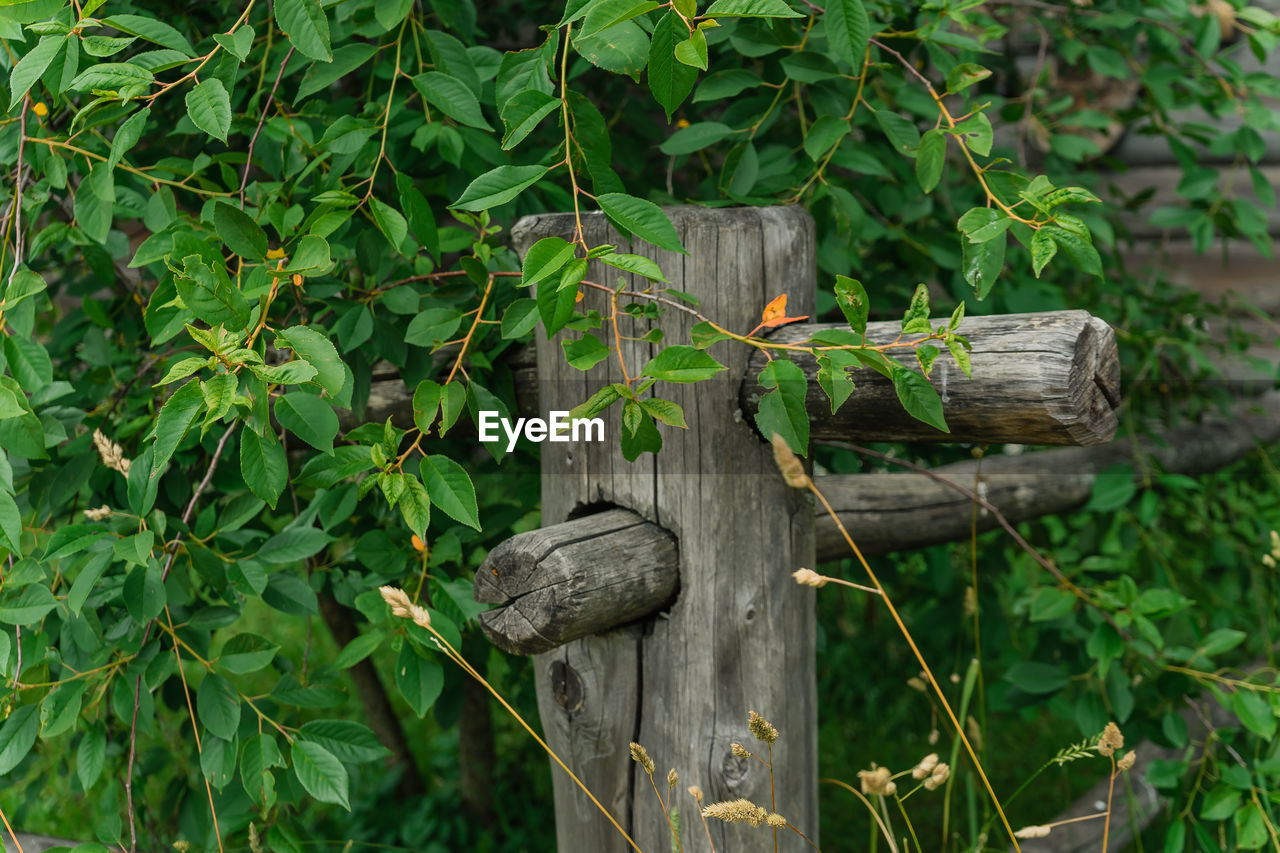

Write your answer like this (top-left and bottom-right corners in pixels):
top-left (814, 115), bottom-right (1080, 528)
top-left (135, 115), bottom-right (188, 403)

top-left (274, 0), bottom-right (332, 62)
top-left (915, 128), bottom-right (945, 193)
top-left (421, 455), bottom-right (480, 530)
top-left (412, 71), bottom-right (492, 130)
top-left (892, 366), bottom-right (948, 433)
top-left (213, 201), bottom-right (268, 259)
top-left (291, 740), bottom-right (351, 809)
top-left (642, 346), bottom-right (726, 382)
top-left (596, 193), bottom-right (686, 254)
top-left (824, 0), bottom-right (869, 68)
top-left (152, 379), bottom-right (205, 476)
top-left (451, 164), bottom-right (549, 211)
top-left (185, 78), bottom-right (231, 143)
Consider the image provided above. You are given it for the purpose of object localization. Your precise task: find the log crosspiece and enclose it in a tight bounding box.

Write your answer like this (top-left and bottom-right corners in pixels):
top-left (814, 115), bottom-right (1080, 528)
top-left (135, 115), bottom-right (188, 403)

top-left (475, 509), bottom-right (679, 655)
top-left (743, 312), bottom-right (1120, 446)
top-left (359, 316), bottom-right (1121, 446)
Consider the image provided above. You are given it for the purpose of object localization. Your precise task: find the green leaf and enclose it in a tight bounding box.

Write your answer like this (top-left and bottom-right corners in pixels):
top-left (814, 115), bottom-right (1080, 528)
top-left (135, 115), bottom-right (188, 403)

top-left (1085, 464), bottom-right (1135, 512)
top-left (175, 256), bottom-right (250, 331)
top-left (901, 283), bottom-right (931, 334)
top-left (690, 321), bottom-right (732, 349)
top-left (660, 121), bottom-right (733, 155)
top-left (77, 726), bottom-right (106, 791)
top-left (421, 455), bottom-right (481, 530)
top-left (219, 633), bottom-right (280, 674)
top-left (580, 0), bottom-right (660, 39)
top-left (500, 89), bottom-right (559, 149)
top-left (574, 20), bottom-right (648, 80)
top-left (370, 198), bottom-right (409, 253)
top-left (299, 720), bottom-right (390, 764)
top-left (1003, 662), bottom-right (1069, 694)
top-left (833, 275), bottom-right (869, 336)
top-left (256, 526), bottom-right (332, 564)
top-left (639, 398), bottom-right (686, 428)
top-left (816, 351), bottom-right (857, 413)
top-left (297, 43), bottom-right (376, 100)
top-left (915, 128), bottom-right (946, 193)
top-left (102, 15), bottom-right (195, 56)
top-left (704, 0), bottom-right (803, 17)
top-left (152, 379), bottom-right (206, 476)
top-left (1199, 785), bottom-right (1240, 821)
top-left (240, 733), bottom-right (284, 808)
top-left (274, 0), bottom-right (332, 62)
top-left (115, 530), bottom-right (154, 567)
top-left (620, 405), bottom-right (662, 461)
top-left (1231, 690), bottom-right (1277, 740)
top-left (197, 674), bottom-right (241, 741)
top-left (1044, 225), bottom-right (1103, 277)
top-left (561, 333), bottom-right (611, 370)
top-left (892, 366), bottom-right (948, 433)
top-left (596, 193), bottom-right (686, 254)
top-left (875, 110), bottom-right (920, 155)
top-left (275, 325), bottom-right (346, 399)
top-left (523, 236), bottom-right (578, 287)
top-left (122, 562), bottom-right (164, 625)
top-left (240, 425), bottom-right (288, 504)
top-left (213, 201), bottom-right (268, 259)
top-left (0, 706), bottom-right (39, 777)
top-left (275, 393), bottom-right (338, 454)
top-left (754, 358), bottom-right (809, 455)
top-left (108, 108), bottom-right (150, 171)
top-left (824, 0), bottom-right (869, 68)
top-left (1030, 587), bottom-right (1076, 622)
top-left (451, 164), bottom-right (548, 211)
top-left (8, 35), bottom-right (63, 110)
top-left (803, 115), bottom-right (850, 161)
top-left (537, 269), bottom-right (580, 336)
top-left (214, 25), bottom-right (255, 62)
top-left (405, 308), bottom-right (462, 348)
top-left (569, 385), bottom-right (623, 421)
top-left (397, 475), bottom-right (431, 540)
top-left (285, 235), bottom-right (333, 277)
top-left (648, 12), bottom-right (697, 119)
top-left (961, 230), bottom-right (1004, 299)
top-left (0, 585), bottom-right (56, 627)
top-left (0, 490), bottom-right (19, 553)
top-left (674, 30), bottom-right (708, 71)
top-left (1030, 229), bottom-right (1057, 278)
top-left (954, 112), bottom-right (993, 157)
top-left (2, 269), bottom-right (47, 312)
top-left (500, 299), bottom-right (540, 339)
top-left (291, 741), bottom-right (351, 810)
top-left (945, 62), bottom-right (992, 94)
top-left (396, 643), bottom-right (444, 718)
top-left (332, 631), bottom-right (384, 670)
top-left (184, 79), bottom-right (232, 143)
top-left (598, 252), bottom-right (668, 282)
top-left (411, 72), bottom-right (492, 130)
top-left (68, 62), bottom-right (155, 95)
top-left (642, 346), bottom-right (726, 383)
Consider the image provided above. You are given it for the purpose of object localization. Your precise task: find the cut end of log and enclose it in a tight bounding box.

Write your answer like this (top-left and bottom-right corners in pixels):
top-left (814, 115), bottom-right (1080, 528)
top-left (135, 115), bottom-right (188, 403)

top-left (1061, 315), bottom-right (1122, 446)
top-left (475, 509), bottom-right (679, 655)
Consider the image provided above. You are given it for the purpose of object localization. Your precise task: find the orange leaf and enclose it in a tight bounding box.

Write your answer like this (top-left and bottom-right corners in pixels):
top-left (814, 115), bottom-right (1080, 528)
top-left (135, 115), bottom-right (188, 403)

top-left (762, 294), bottom-right (788, 324)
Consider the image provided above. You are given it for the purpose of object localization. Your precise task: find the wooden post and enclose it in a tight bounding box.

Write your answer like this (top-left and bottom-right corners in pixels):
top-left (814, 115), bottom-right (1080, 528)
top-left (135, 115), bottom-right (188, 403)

top-left (512, 206), bottom-right (818, 852)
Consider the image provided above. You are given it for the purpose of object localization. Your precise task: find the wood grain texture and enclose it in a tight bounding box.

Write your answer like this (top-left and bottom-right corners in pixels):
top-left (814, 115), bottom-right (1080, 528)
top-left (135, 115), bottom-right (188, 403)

top-left (743, 312), bottom-right (1121, 446)
top-left (815, 389), bottom-right (1280, 560)
top-left (513, 206), bottom-right (818, 852)
top-left (474, 509), bottom-right (679, 655)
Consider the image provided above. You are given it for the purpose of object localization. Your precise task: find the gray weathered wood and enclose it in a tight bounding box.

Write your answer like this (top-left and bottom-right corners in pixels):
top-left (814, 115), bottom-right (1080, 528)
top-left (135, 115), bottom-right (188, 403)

top-left (815, 389), bottom-right (1280, 559)
top-left (474, 509), bottom-right (678, 655)
top-left (743, 312), bottom-right (1120, 446)
top-left (515, 206), bottom-right (818, 852)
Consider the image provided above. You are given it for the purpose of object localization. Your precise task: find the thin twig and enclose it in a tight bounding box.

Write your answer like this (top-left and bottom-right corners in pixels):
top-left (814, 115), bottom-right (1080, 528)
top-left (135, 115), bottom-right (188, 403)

top-left (4, 96), bottom-right (28, 290)
top-left (239, 47), bottom-right (294, 208)
top-left (0, 801), bottom-right (25, 853)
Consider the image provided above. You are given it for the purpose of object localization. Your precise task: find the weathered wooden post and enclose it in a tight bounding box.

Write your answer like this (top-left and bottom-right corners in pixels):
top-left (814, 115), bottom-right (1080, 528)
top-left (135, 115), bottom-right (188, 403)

top-left (481, 205), bottom-right (1123, 852)
top-left (509, 206), bottom-right (819, 852)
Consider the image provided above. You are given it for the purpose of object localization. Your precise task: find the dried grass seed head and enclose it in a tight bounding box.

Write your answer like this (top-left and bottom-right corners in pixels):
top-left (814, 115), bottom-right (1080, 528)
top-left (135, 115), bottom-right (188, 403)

top-left (748, 709), bottom-right (779, 744)
top-left (731, 742), bottom-right (752, 759)
top-left (923, 762), bottom-right (950, 790)
top-left (765, 813), bottom-right (787, 828)
top-left (702, 799), bottom-right (768, 827)
top-left (688, 785), bottom-right (704, 804)
top-left (1015, 825), bottom-right (1051, 839)
top-left (771, 433), bottom-right (809, 489)
top-left (84, 505), bottom-right (113, 521)
top-left (629, 742), bottom-right (656, 775)
top-left (378, 584), bottom-right (431, 629)
top-left (912, 753), bottom-right (939, 779)
top-left (858, 765), bottom-right (896, 796)
top-left (1117, 750), bottom-right (1136, 771)
top-left (792, 568), bottom-right (828, 588)
top-left (667, 768), bottom-right (679, 788)
top-left (1098, 722), bottom-right (1124, 757)
top-left (92, 428), bottom-right (132, 476)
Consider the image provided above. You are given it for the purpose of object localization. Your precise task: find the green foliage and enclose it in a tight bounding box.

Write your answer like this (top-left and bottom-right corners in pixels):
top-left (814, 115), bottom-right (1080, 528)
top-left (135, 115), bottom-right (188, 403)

top-left (0, 0), bottom-right (1277, 849)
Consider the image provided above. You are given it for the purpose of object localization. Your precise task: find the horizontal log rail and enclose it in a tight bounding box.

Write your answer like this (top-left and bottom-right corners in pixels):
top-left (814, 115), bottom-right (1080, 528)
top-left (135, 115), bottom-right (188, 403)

top-left (474, 391), bottom-right (1280, 655)
top-left (474, 509), bottom-right (678, 655)
top-left (357, 310), bottom-right (1121, 448)
top-left (744, 311), bottom-right (1120, 446)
